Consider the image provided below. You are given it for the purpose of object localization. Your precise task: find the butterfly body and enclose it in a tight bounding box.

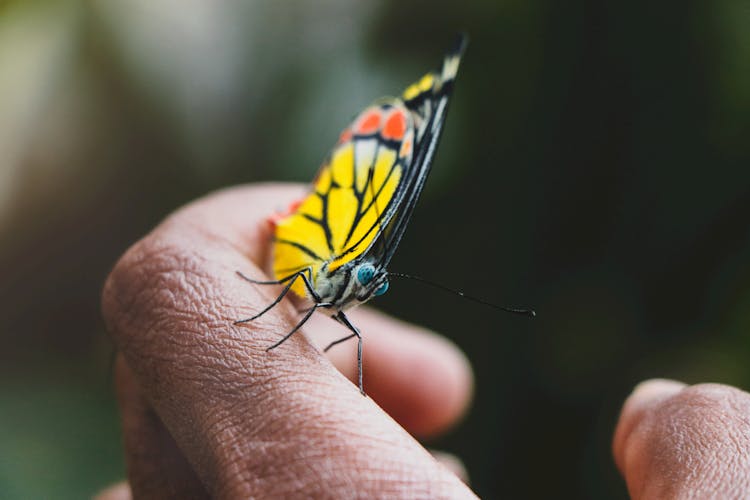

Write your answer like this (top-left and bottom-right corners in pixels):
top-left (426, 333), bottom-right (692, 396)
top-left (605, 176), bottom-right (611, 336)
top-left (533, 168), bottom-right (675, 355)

top-left (305, 259), bottom-right (388, 315)
top-left (237, 36), bottom-right (468, 394)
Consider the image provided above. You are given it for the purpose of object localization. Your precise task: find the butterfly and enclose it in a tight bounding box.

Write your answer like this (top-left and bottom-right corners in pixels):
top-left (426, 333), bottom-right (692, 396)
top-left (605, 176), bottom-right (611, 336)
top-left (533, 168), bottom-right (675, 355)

top-left (236, 36), bottom-right (468, 395)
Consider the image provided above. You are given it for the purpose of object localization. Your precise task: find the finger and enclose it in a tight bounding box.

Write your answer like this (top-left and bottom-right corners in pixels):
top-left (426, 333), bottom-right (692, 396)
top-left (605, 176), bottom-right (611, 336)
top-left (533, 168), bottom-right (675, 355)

top-left (94, 482), bottom-right (131, 500)
top-left (430, 450), bottom-right (469, 484)
top-left (114, 355), bottom-right (209, 499)
top-left (613, 379), bottom-right (750, 499)
top-left (212, 181), bottom-right (475, 437)
top-left (305, 307), bottom-right (473, 438)
top-left (612, 378), bottom-right (687, 474)
top-left (103, 184), bottom-right (476, 498)
top-left (189, 182), bottom-right (474, 437)
top-left (94, 452), bottom-right (471, 500)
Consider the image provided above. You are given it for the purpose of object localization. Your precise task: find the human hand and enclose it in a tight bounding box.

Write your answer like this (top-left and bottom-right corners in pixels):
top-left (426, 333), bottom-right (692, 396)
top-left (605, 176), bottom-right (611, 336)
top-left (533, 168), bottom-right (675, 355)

top-left (613, 379), bottom-right (750, 498)
top-left (99, 184), bottom-right (475, 499)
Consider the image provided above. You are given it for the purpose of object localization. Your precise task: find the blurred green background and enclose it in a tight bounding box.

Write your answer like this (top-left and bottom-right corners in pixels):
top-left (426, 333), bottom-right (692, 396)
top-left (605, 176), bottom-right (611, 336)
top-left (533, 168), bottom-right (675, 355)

top-left (1, 0), bottom-right (749, 498)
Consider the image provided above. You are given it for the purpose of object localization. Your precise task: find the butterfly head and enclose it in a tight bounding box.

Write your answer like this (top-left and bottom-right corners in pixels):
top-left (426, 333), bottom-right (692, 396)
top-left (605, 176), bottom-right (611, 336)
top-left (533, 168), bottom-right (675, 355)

top-left (355, 262), bottom-right (389, 300)
top-left (314, 260), bottom-right (389, 313)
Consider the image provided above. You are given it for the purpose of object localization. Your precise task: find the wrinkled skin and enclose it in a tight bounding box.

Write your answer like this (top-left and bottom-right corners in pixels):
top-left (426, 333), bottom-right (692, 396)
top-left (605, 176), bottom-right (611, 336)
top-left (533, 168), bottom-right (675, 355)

top-left (613, 380), bottom-right (750, 499)
top-left (100, 184), bottom-right (474, 499)
top-left (98, 184), bottom-right (750, 499)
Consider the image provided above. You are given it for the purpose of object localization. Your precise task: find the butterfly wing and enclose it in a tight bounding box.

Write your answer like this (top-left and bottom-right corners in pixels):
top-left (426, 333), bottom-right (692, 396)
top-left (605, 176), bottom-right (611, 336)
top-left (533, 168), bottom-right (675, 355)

top-left (272, 35), bottom-right (466, 297)
top-left (273, 102), bottom-right (416, 295)
top-left (371, 35), bottom-right (467, 268)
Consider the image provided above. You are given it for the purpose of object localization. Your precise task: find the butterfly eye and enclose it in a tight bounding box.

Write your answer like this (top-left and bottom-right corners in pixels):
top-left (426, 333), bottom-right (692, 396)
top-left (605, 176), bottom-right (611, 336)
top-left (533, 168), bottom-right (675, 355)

top-left (357, 264), bottom-right (375, 285)
top-left (373, 279), bottom-right (389, 297)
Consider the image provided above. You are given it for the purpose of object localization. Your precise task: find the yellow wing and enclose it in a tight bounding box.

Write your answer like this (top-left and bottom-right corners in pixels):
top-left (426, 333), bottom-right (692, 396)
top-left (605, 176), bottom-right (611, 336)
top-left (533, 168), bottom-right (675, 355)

top-left (273, 103), bottom-right (415, 296)
top-left (272, 34), bottom-right (465, 298)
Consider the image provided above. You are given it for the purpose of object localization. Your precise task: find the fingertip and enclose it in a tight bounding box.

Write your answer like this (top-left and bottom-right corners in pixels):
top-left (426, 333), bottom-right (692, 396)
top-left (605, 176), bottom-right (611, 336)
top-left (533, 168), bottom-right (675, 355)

top-left (370, 327), bottom-right (473, 437)
top-left (620, 379), bottom-right (687, 434)
top-left (628, 379), bottom-right (687, 407)
top-left (94, 482), bottom-right (132, 500)
top-left (431, 450), bottom-right (470, 484)
top-left (613, 379), bottom-right (686, 473)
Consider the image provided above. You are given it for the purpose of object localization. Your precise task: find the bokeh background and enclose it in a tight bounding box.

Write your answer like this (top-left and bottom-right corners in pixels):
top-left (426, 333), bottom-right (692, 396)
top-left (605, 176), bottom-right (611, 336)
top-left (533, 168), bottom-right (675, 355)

top-left (1, 0), bottom-right (749, 498)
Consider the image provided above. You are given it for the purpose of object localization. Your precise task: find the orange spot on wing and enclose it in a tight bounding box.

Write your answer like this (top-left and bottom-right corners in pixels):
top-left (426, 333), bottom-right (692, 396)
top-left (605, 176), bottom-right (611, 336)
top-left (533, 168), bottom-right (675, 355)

top-left (287, 199), bottom-right (303, 214)
top-left (267, 212), bottom-right (282, 230)
top-left (383, 110), bottom-right (407, 140)
top-left (357, 110), bottom-right (381, 135)
top-left (268, 197), bottom-right (304, 231)
top-left (399, 136), bottom-right (412, 157)
top-left (338, 128), bottom-right (353, 144)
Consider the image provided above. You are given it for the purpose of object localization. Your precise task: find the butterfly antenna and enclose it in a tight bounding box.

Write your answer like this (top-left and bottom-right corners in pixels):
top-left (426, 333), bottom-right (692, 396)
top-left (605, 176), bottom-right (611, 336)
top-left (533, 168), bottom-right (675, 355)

top-left (387, 272), bottom-right (536, 317)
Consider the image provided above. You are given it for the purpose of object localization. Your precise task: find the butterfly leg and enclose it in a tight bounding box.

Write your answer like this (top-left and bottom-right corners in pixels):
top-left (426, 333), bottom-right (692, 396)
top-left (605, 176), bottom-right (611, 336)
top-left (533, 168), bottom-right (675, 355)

top-left (266, 300), bottom-right (333, 351)
top-left (236, 269), bottom-right (312, 287)
top-left (322, 333), bottom-right (358, 353)
top-left (234, 268), bottom-right (315, 324)
top-left (334, 312), bottom-right (364, 395)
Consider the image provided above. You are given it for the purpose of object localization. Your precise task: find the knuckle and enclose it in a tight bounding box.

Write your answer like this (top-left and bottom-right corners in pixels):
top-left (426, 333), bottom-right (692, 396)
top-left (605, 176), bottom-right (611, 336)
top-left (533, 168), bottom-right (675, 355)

top-left (101, 225), bottom-right (284, 398)
top-left (102, 232), bottom-right (214, 353)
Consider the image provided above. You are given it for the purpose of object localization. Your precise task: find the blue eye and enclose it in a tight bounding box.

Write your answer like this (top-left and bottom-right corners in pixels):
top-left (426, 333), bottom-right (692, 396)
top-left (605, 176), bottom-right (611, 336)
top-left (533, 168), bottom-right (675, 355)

top-left (357, 264), bottom-right (375, 285)
top-left (373, 280), bottom-right (389, 297)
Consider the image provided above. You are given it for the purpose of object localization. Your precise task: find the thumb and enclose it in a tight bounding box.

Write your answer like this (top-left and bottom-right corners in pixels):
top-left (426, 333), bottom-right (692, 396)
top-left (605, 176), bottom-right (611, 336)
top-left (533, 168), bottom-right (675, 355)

top-left (613, 379), bottom-right (750, 499)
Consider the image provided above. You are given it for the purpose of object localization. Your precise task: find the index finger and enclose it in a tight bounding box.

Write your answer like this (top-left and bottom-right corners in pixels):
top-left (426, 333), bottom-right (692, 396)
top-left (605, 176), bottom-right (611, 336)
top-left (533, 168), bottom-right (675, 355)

top-left (102, 184), bottom-right (475, 498)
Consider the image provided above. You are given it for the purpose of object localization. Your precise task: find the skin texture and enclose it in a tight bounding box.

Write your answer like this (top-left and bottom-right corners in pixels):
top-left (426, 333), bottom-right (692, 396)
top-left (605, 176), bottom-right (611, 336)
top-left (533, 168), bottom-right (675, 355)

top-left (613, 379), bottom-right (750, 499)
top-left (100, 184), bottom-right (475, 499)
top-left (99, 183), bottom-right (750, 498)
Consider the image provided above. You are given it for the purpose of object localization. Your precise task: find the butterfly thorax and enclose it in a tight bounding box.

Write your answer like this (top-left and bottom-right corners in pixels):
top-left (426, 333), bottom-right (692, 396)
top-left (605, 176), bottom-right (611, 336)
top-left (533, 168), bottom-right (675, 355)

top-left (313, 260), bottom-right (389, 314)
